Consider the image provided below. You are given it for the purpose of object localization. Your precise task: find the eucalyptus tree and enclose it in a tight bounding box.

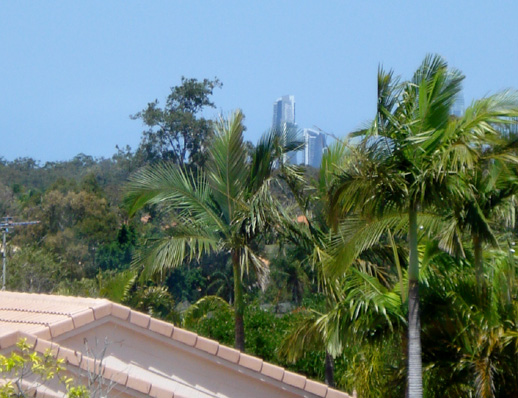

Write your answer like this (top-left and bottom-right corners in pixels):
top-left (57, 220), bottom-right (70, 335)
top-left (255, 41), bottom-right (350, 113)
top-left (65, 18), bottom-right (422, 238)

top-left (132, 77), bottom-right (222, 168)
top-left (328, 55), bottom-right (471, 397)
top-left (125, 110), bottom-right (299, 351)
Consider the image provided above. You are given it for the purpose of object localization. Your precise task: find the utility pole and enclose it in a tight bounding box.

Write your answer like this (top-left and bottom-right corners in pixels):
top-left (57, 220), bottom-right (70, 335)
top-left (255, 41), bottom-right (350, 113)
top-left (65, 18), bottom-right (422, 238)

top-left (0, 217), bottom-right (39, 290)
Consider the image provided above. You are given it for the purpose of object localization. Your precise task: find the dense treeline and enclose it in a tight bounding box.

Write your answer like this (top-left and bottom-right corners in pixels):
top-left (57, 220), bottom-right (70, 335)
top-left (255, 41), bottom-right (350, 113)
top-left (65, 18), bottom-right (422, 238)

top-left (3, 58), bottom-right (518, 397)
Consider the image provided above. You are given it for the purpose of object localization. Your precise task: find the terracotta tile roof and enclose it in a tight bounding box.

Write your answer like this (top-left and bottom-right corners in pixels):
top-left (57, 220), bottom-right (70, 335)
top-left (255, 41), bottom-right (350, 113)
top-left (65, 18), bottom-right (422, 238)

top-left (0, 291), bottom-right (353, 398)
top-left (0, 293), bottom-right (110, 339)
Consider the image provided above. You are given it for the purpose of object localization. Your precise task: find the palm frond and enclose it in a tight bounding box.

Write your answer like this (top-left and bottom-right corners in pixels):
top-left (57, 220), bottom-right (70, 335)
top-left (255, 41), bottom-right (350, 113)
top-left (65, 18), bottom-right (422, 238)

top-left (182, 295), bottom-right (232, 329)
top-left (319, 140), bottom-right (352, 195)
top-left (326, 213), bottom-right (406, 277)
top-left (240, 245), bottom-right (270, 290)
top-left (133, 229), bottom-right (219, 280)
top-left (125, 162), bottom-right (226, 232)
top-left (250, 123), bottom-right (302, 194)
top-left (206, 110), bottom-right (249, 222)
top-left (322, 266), bottom-right (404, 345)
top-left (237, 176), bottom-right (280, 239)
top-left (414, 55), bottom-right (463, 133)
top-left (278, 310), bottom-right (324, 362)
top-left (99, 269), bottom-right (139, 303)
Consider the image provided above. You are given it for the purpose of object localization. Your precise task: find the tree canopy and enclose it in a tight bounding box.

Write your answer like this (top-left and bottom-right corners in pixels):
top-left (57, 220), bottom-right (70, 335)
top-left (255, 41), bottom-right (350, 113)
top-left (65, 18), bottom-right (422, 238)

top-left (132, 77), bottom-right (222, 168)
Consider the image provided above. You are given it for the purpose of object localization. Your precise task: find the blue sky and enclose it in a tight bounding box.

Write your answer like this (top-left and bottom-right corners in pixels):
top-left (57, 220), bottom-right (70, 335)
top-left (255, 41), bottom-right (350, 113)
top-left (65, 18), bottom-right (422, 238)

top-left (2, 1), bottom-right (518, 162)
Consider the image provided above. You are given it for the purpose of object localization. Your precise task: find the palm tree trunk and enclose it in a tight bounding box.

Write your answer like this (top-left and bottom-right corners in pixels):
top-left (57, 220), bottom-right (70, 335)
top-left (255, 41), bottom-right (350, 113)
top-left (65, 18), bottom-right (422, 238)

top-left (407, 205), bottom-right (422, 398)
top-left (325, 351), bottom-right (335, 387)
top-left (232, 251), bottom-right (245, 351)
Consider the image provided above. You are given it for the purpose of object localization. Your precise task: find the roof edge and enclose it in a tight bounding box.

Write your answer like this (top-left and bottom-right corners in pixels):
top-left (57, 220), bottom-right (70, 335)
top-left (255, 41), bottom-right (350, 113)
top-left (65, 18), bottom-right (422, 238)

top-left (0, 292), bottom-right (353, 398)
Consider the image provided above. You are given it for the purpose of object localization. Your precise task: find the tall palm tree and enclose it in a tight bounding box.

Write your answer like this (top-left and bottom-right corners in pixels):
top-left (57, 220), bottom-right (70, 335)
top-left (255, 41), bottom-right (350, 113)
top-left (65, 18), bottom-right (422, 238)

top-left (328, 55), bottom-right (469, 397)
top-left (438, 97), bottom-right (518, 288)
top-left (275, 142), bottom-right (347, 386)
top-left (278, 141), bottom-right (406, 388)
top-left (125, 110), bottom-right (299, 350)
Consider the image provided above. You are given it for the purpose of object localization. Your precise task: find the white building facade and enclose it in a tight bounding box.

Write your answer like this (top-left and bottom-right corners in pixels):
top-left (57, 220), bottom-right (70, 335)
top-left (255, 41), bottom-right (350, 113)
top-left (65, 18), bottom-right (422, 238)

top-left (272, 95), bottom-right (298, 164)
top-left (304, 128), bottom-right (326, 168)
top-left (272, 95), bottom-right (296, 128)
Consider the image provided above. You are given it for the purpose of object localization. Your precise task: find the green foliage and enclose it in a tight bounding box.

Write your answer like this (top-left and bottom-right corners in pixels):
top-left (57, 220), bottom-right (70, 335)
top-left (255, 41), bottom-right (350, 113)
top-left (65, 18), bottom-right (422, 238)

top-left (56, 277), bottom-right (100, 297)
top-left (98, 269), bottom-right (138, 302)
top-left (337, 334), bottom-right (405, 398)
top-left (185, 298), bottom-right (376, 391)
top-left (0, 338), bottom-right (88, 398)
top-left (243, 305), bottom-right (288, 362)
top-left (420, 248), bottom-right (518, 398)
top-left (327, 54), bottom-right (518, 397)
top-left (5, 55), bottom-right (518, 398)
top-left (264, 245), bottom-right (314, 306)
top-left (186, 296), bottom-right (234, 346)
top-left (96, 225), bottom-right (137, 271)
top-left (0, 182), bottom-right (17, 217)
top-left (126, 110), bottom-right (300, 349)
top-left (0, 154), bottom-right (109, 195)
top-left (98, 269), bottom-right (180, 322)
top-left (7, 247), bottom-right (65, 293)
top-left (166, 266), bottom-right (207, 303)
top-left (123, 284), bottom-right (178, 322)
top-left (154, 251), bottom-right (232, 303)
top-left (12, 178), bottom-right (120, 280)
top-left (132, 77), bottom-right (222, 168)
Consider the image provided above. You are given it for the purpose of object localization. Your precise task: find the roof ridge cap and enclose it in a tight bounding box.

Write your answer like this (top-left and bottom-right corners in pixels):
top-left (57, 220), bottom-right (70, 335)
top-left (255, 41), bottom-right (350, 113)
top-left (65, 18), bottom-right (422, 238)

top-left (0, 317), bottom-right (48, 326)
top-left (0, 307), bottom-right (71, 315)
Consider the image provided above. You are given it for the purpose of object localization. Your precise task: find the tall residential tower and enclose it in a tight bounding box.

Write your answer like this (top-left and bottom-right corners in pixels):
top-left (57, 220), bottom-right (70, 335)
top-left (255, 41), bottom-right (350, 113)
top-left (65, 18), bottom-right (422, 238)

top-left (272, 95), bottom-right (296, 128)
top-left (272, 95), bottom-right (298, 164)
top-left (303, 128), bottom-right (326, 168)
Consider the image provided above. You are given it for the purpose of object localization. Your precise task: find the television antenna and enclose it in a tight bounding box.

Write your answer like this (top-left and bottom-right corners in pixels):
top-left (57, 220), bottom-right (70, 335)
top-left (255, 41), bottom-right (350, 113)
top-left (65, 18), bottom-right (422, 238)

top-left (1, 217), bottom-right (40, 290)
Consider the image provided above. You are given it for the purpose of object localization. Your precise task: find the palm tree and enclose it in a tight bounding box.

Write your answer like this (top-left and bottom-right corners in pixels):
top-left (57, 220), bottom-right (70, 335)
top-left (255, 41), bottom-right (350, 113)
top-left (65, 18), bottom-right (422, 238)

top-left (278, 141), bottom-right (406, 389)
top-left (419, 244), bottom-right (518, 397)
top-left (328, 55), bottom-right (469, 397)
top-left (275, 142), bottom-right (347, 386)
top-left (125, 110), bottom-right (299, 350)
top-left (438, 97), bottom-right (518, 289)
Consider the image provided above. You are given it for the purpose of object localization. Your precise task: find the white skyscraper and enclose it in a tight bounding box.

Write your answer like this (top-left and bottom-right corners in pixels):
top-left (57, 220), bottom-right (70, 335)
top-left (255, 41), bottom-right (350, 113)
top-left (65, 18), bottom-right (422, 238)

top-left (304, 128), bottom-right (326, 168)
top-left (272, 95), bottom-right (296, 128)
top-left (272, 95), bottom-right (298, 164)
top-left (451, 92), bottom-right (465, 117)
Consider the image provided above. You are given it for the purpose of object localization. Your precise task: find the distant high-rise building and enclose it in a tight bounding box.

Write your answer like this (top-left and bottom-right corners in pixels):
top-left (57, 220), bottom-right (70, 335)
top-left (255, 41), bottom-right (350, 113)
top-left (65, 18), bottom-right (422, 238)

top-left (272, 95), bottom-right (296, 128)
top-left (451, 92), bottom-right (465, 117)
top-left (272, 95), bottom-right (298, 164)
top-left (304, 128), bottom-right (326, 168)
top-left (498, 116), bottom-right (518, 136)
